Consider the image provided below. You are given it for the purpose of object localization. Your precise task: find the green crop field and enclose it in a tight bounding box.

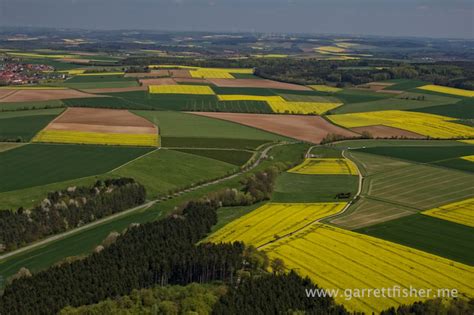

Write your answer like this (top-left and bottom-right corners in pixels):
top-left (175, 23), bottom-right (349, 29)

top-left (173, 148), bottom-right (253, 166)
top-left (62, 97), bottom-right (137, 109)
top-left (333, 88), bottom-right (392, 104)
top-left (185, 100), bottom-right (274, 113)
top-left (210, 86), bottom-right (277, 96)
top-left (356, 146), bottom-right (474, 163)
top-left (331, 139), bottom-right (469, 150)
top-left (112, 149), bottom-right (237, 198)
top-left (382, 79), bottom-right (429, 91)
top-left (0, 115), bottom-right (57, 141)
top-left (350, 151), bottom-right (474, 209)
top-left (0, 142), bottom-right (307, 284)
top-left (409, 98), bottom-right (474, 119)
top-left (356, 214), bottom-right (474, 265)
top-left (0, 100), bottom-right (64, 111)
top-left (65, 75), bottom-right (136, 83)
top-left (278, 93), bottom-right (341, 103)
top-left (56, 81), bottom-right (139, 89)
top-left (0, 143), bottom-right (25, 153)
top-left (0, 144), bottom-right (151, 194)
top-left (433, 158), bottom-right (474, 173)
top-left (134, 110), bottom-right (285, 139)
top-left (272, 173), bottom-right (358, 203)
top-left (330, 92), bottom-right (458, 114)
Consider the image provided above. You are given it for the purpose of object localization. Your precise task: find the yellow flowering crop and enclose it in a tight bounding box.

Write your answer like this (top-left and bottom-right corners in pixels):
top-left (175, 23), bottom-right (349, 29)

top-left (265, 224), bottom-right (474, 313)
top-left (148, 85), bottom-right (216, 95)
top-left (207, 202), bottom-right (346, 247)
top-left (59, 69), bottom-right (86, 75)
top-left (267, 101), bottom-right (342, 115)
top-left (288, 158), bottom-right (358, 175)
top-left (33, 130), bottom-right (159, 147)
top-left (316, 46), bottom-right (347, 53)
top-left (308, 85), bottom-right (342, 92)
top-left (190, 69), bottom-right (235, 79)
top-left (423, 197), bottom-right (474, 227)
top-left (461, 155), bottom-right (474, 162)
top-left (459, 140), bottom-right (474, 145)
top-left (327, 110), bottom-right (474, 138)
top-left (418, 85), bottom-right (474, 97)
top-left (217, 95), bottom-right (341, 114)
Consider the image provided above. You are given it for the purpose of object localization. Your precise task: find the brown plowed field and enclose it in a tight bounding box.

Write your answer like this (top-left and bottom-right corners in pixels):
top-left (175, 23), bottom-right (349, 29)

top-left (44, 107), bottom-right (157, 134)
top-left (173, 78), bottom-right (210, 84)
top-left (0, 89), bottom-right (106, 103)
top-left (207, 79), bottom-right (312, 91)
top-left (169, 69), bottom-right (192, 78)
top-left (190, 112), bottom-right (358, 143)
top-left (351, 125), bottom-right (425, 139)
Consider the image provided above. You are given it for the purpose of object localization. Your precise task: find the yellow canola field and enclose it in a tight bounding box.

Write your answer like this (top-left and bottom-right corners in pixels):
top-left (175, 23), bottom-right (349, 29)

top-left (316, 46), bottom-right (347, 53)
top-left (267, 101), bottom-right (342, 115)
top-left (423, 197), bottom-right (474, 227)
top-left (265, 224), bottom-right (474, 313)
top-left (461, 155), bottom-right (474, 162)
top-left (328, 110), bottom-right (474, 138)
top-left (191, 69), bottom-right (235, 79)
top-left (459, 140), bottom-right (474, 145)
top-left (207, 202), bottom-right (346, 247)
top-left (148, 85), bottom-right (216, 95)
top-left (59, 69), bottom-right (86, 75)
top-left (33, 130), bottom-right (159, 147)
top-left (418, 85), bottom-right (474, 97)
top-left (288, 158), bottom-right (358, 175)
top-left (217, 95), bottom-right (341, 114)
top-left (6, 52), bottom-right (77, 59)
top-left (308, 85), bottom-right (342, 92)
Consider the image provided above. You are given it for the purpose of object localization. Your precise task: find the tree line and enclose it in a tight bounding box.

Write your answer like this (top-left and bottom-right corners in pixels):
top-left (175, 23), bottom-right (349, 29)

top-left (122, 56), bottom-right (474, 90)
top-left (0, 178), bottom-right (146, 253)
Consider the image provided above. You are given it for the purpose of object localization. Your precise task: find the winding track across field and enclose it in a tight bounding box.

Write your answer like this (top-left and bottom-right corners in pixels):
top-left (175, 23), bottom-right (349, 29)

top-left (0, 141), bottom-right (288, 262)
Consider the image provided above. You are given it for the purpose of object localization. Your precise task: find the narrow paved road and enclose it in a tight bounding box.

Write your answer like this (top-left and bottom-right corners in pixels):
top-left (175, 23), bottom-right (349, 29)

top-left (0, 141), bottom-right (288, 262)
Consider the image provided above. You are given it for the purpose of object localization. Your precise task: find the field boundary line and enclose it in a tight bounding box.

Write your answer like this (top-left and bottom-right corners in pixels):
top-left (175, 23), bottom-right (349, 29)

top-left (0, 142), bottom-right (286, 263)
top-left (108, 148), bottom-right (159, 173)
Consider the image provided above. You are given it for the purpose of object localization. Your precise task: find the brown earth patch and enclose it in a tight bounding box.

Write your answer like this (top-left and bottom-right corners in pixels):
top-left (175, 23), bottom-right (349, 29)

top-left (124, 71), bottom-right (169, 78)
top-left (173, 78), bottom-right (210, 84)
top-left (80, 86), bottom-right (148, 94)
top-left (351, 125), bottom-right (425, 139)
top-left (0, 89), bottom-right (106, 103)
top-left (139, 78), bottom-right (177, 86)
top-left (207, 79), bottom-right (312, 91)
top-left (190, 112), bottom-right (358, 143)
top-left (0, 89), bottom-right (19, 100)
top-left (169, 69), bottom-right (192, 78)
top-left (355, 82), bottom-right (394, 92)
top-left (44, 107), bottom-right (157, 134)
top-left (376, 89), bottom-right (404, 95)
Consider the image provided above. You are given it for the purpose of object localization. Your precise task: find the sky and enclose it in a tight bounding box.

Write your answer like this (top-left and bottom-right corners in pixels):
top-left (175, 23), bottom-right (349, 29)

top-left (0, 0), bottom-right (473, 39)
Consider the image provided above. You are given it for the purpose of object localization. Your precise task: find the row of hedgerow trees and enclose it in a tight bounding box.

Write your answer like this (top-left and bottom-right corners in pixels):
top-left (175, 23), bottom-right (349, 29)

top-left (0, 178), bottom-right (146, 253)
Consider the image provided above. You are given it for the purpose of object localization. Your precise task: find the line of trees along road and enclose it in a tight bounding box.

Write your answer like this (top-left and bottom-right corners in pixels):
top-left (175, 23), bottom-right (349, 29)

top-left (0, 178), bottom-right (146, 253)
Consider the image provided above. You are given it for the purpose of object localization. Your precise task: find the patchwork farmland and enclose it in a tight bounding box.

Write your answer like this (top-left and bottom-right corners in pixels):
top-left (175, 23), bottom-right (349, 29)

top-left (1, 51), bottom-right (473, 315)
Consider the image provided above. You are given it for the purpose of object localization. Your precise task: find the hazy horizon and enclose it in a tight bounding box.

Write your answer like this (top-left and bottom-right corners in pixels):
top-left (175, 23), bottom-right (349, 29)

top-left (0, 0), bottom-right (473, 39)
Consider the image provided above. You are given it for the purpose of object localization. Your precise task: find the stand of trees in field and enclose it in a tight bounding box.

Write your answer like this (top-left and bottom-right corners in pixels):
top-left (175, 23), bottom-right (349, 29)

top-left (0, 166), bottom-right (286, 315)
top-left (0, 178), bottom-right (146, 253)
top-left (122, 56), bottom-right (474, 90)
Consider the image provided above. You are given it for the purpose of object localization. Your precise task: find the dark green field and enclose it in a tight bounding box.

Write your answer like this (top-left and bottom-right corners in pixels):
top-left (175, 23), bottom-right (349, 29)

top-left (65, 75), bottom-right (136, 83)
top-left (161, 137), bottom-right (269, 149)
top-left (0, 115), bottom-right (57, 141)
top-left (63, 97), bottom-right (138, 109)
top-left (331, 92), bottom-right (458, 114)
top-left (383, 79), bottom-right (428, 91)
top-left (173, 149), bottom-right (253, 166)
top-left (409, 98), bottom-right (474, 119)
top-left (211, 86), bottom-right (277, 96)
top-left (272, 173), bottom-right (358, 203)
top-left (0, 144), bottom-right (151, 193)
top-left (334, 88), bottom-right (392, 104)
top-left (356, 146), bottom-right (474, 163)
top-left (433, 158), bottom-right (474, 173)
top-left (0, 99), bottom-right (64, 111)
top-left (356, 214), bottom-right (474, 265)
